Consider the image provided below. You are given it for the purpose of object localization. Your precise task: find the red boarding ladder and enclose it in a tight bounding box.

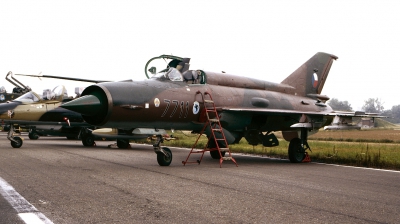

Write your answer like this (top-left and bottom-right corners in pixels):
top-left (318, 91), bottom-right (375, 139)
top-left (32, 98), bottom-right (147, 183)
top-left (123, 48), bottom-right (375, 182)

top-left (182, 91), bottom-right (238, 168)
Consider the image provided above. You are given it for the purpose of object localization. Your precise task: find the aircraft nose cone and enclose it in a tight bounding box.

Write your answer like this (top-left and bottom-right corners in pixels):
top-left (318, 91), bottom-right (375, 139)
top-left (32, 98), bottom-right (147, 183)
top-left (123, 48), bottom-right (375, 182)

top-left (61, 95), bottom-right (102, 116)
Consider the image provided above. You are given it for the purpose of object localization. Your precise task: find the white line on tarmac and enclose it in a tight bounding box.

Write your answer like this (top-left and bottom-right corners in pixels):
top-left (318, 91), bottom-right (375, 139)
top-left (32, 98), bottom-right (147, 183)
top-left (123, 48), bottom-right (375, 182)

top-left (173, 146), bottom-right (400, 173)
top-left (314, 162), bottom-right (400, 173)
top-left (0, 177), bottom-right (53, 224)
top-left (227, 151), bottom-right (400, 173)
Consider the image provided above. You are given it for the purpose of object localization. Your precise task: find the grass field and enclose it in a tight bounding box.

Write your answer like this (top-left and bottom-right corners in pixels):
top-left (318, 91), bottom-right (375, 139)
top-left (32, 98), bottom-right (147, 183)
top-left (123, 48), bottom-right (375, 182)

top-left (149, 128), bottom-right (400, 170)
top-left (308, 129), bottom-right (400, 143)
top-left (2, 125), bottom-right (399, 170)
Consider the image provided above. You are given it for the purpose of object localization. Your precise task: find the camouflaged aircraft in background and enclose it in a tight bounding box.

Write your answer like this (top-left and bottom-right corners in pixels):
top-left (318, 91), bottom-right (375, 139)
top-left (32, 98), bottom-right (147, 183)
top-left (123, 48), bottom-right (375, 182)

top-left (0, 73), bottom-right (97, 148)
top-left (0, 85), bottom-right (20, 102)
top-left (61, 52), bottom-right (381, 166)
top-left (0, 71), bottom-right (32, 102)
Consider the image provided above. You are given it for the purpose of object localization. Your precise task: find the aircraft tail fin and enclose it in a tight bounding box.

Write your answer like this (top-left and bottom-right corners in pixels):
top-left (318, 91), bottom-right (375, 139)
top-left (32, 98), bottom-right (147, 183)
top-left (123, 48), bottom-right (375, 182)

top-left (281, 52), bottom-right (338, 97)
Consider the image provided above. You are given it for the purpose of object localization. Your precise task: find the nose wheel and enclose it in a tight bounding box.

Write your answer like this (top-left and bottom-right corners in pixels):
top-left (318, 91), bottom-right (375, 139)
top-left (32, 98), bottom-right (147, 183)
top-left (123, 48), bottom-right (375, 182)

top-left (11, 136), bottom-right (23, 148)
top-left (153, 135), bottom-right (172, 166)
top-left (156, 147), bottom-right (172, 166)
top-left (7, 125), bottom-right (23, 148)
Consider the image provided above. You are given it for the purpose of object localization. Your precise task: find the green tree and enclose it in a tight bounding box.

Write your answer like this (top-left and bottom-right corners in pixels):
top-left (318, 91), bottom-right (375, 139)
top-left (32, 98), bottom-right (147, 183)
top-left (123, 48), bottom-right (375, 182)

top-left (382, 105), bottom-right (400, 124)
top-left (362, 98), bottom-right (384, 113)
top-left (327, 98), bottom-right (353, 111)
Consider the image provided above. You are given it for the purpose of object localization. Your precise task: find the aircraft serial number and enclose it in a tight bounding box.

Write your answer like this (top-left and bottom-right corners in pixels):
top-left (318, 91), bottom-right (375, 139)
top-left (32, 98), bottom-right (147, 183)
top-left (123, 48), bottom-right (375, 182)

top-left (161, 99), bottom-right (190, 118)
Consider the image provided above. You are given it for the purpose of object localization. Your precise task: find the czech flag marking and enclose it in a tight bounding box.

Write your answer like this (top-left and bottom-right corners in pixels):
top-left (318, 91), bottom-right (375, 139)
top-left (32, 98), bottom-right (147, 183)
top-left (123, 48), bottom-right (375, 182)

top-left (312, 73), bottom-right (318, 88)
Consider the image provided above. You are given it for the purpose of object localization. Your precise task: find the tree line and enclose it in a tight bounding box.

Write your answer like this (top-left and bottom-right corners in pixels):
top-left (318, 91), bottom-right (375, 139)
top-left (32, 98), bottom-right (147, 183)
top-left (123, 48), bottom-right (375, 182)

top-left (327, 98), bottom-right (400, 124)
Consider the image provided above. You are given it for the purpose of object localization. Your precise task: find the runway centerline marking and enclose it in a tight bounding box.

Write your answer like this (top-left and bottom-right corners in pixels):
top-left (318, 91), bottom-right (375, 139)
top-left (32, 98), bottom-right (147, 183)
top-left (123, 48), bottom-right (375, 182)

top-left (0, 177), bottom-right (53, 224)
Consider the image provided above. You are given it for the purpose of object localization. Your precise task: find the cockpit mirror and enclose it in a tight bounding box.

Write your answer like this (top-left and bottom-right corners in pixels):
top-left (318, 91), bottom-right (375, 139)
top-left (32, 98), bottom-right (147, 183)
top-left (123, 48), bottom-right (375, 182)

top-left (148, 67), bottom-right (156, 75)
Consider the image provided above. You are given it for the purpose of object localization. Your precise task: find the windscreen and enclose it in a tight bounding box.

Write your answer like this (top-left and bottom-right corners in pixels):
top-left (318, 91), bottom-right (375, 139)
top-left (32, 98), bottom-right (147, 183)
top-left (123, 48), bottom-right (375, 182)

top-left (14, 92), bottom-right (40, 103)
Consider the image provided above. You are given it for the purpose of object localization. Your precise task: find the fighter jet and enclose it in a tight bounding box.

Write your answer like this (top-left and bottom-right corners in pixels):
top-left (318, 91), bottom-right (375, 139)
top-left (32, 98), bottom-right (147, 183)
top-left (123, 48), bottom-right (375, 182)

top-left (61, 52), bottom-right (381, 166)
top-left (0, 72), bottom-right (96, 148)
top-left (323, 111), bottom-right (381, 130)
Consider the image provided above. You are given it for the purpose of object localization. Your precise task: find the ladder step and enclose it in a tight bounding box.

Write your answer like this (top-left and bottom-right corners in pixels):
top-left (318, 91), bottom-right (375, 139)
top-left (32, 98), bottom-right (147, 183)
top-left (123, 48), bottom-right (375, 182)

top-left (184, 92), bottom-right (237, 167)
top-left (190, 150), bottom-right (204, 153)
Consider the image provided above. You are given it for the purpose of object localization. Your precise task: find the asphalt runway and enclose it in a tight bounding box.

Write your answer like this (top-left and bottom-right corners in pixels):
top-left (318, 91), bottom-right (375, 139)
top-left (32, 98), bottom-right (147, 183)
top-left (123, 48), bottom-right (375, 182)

top-left (0, 134), bottom-right (399, 223)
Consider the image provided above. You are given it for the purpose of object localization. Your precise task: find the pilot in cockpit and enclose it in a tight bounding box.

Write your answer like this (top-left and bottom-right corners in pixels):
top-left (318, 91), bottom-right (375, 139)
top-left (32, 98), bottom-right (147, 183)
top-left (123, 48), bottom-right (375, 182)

top-left (164, 67), bottom-right (183, 81)
top-left (168, 58), bottom-right (190, 73)
top-left (166, 58), bottom-right (202, 83)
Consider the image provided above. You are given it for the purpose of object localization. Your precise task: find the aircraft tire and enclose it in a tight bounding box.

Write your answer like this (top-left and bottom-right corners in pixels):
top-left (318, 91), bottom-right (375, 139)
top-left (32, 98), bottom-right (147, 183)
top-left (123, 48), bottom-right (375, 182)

top-left (288, 138), bottom-right (306, 163)
top-left (82, 135), bottom-right (95, 147)
top-left (157, 147), bottom-right (172, 166)
top-left (210, 150), bottom-right (226, 159)
top-left (28, 132), bottom-right (39, 140)
top-left (11, 136), bottom-right (23, 148)
top-left (208, 139), bottom-right (226, 159)
top-left (117, 139), bottom-right (130, 149)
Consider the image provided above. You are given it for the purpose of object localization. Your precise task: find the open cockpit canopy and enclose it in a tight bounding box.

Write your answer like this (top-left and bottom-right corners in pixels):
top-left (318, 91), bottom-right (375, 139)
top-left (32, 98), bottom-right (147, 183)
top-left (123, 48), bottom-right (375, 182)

top-left (14, 85), bottom-right (68, 103)
top-left (14, 91), bottom-right (40, 103)
top-left (145, 54), bottom-right (205, 84)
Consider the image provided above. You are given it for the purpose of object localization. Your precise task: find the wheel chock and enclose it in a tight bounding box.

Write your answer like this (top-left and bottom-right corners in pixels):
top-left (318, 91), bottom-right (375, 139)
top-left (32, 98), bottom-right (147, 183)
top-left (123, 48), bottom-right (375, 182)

top-left (302, 152), bottom-right (311, 163)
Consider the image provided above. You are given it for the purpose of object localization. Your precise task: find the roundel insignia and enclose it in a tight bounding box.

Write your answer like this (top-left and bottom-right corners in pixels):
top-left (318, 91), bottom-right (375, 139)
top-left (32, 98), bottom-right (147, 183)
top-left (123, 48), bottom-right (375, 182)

top-left (312, 73), bottom-right (318, 88)
top-left (0, 94), bottom-right (4, 101)
top-left (154, 98), bottom-right (160, 107)
top-left (193, 101), bottom-right (200, 114)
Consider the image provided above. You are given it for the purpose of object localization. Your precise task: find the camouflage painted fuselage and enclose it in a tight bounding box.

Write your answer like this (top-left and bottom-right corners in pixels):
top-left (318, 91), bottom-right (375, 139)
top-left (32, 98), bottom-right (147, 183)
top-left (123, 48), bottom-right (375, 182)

top-left (0, 94), bottom-right (88, 138)
top-left (62, 52), bottom-right (338, 145)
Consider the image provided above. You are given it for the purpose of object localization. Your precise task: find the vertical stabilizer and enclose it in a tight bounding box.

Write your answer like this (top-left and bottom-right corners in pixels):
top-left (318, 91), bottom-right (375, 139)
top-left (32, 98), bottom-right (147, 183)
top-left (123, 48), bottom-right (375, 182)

top-left (281, 52), bottom-right (338, 97)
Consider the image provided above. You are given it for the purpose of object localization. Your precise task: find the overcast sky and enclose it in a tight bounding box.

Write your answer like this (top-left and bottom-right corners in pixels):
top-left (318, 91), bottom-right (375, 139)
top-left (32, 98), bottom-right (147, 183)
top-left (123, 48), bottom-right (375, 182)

top-left (1, 0), bottom-right (399, 110)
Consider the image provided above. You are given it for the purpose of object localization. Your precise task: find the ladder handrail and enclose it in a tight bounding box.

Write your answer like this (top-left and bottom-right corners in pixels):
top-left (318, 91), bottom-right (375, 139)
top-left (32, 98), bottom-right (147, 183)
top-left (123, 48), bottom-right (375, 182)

top-left (182, 91), bottom-right (237, 167)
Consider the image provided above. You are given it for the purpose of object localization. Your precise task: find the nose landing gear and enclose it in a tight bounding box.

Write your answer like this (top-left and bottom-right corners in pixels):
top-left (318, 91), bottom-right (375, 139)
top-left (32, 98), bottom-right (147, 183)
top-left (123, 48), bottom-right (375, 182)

top-left (7, 124), bottom-right (23, 148)
top-left (153, 135), bottom-right (172, 166)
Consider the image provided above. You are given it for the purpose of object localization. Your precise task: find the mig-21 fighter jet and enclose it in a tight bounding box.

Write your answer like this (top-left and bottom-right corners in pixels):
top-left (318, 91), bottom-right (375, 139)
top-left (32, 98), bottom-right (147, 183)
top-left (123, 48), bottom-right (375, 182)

top-left (61, 53), bottom-right (382, 166)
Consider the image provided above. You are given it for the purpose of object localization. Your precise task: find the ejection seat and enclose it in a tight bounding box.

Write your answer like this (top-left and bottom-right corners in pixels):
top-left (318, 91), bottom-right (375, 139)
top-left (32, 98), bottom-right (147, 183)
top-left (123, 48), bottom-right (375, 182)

top-left (183, 70), bottom-right (199, 84)
top-left (176, 58), bottom-right (190, 73)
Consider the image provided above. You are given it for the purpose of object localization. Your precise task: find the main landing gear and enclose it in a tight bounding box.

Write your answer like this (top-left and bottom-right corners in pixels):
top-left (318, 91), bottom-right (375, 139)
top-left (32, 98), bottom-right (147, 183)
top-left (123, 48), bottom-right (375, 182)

top-left (116, 139), bottom-right (130, 149)
top-left (7, 125), bottom-right (23, 148)
top-left (153, 135), bottom-right (172, 166)
top-left (82, 134), bottom-right (95, 146)
top-left (28, 128), bottom-right (40, 140)
top-left (80, 128), bottom-right (96, 147)
top-left (288, 128), bottom-right (311, 163)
